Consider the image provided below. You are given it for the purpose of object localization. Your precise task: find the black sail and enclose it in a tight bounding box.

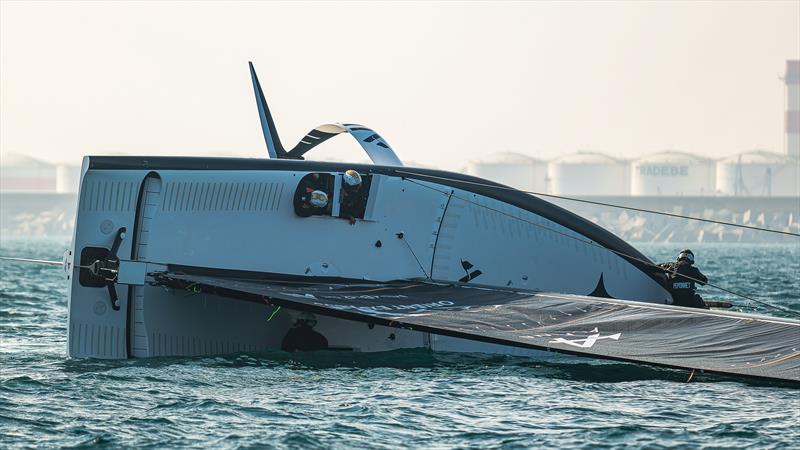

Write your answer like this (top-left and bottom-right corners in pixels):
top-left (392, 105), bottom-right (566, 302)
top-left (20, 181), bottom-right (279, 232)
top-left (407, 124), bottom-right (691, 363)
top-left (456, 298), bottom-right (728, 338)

top-left (156, 272), bottom-right (800, 383)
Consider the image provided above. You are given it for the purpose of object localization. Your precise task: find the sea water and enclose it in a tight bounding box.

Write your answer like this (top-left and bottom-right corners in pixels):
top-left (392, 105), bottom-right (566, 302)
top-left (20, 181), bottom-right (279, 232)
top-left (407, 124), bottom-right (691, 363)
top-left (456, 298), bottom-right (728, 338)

top-left (1, 237), bottom-right (798, 448)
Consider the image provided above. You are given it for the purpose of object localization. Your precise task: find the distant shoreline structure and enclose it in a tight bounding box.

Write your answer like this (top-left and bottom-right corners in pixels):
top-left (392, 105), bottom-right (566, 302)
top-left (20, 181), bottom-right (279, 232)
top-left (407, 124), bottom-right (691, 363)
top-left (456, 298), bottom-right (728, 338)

top-left (466, 150), bottom-right (799, 198)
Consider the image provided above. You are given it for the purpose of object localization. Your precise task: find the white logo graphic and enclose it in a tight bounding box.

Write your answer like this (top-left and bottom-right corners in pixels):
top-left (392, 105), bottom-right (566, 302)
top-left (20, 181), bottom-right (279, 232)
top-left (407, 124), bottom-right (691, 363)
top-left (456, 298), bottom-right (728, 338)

top-left (549, 328), bottom-right (621, 348)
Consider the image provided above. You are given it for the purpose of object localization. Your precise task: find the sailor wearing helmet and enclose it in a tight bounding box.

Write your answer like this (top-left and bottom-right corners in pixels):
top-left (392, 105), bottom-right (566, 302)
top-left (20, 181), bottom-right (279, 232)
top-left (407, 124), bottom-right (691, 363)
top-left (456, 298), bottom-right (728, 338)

top-left (657, 249), bottom-right (709, 309)
top-left (340, 169), bottom-right (366, 225)
top-left (281, 312), bottom-right (328, 352)
top-left (293, 172), bottom-right (330, 217)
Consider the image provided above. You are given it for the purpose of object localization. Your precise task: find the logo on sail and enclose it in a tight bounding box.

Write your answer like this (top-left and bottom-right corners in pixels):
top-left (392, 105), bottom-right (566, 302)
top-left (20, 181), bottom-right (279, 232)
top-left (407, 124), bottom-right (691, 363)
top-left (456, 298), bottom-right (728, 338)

top-left (549, 328), bottom-right (621, 348)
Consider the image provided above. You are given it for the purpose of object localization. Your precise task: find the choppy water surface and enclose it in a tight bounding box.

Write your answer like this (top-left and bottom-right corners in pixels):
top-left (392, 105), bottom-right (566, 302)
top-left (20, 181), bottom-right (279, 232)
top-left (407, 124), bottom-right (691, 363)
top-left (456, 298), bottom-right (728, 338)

top-left (1, 238), bottom-right (798, 448)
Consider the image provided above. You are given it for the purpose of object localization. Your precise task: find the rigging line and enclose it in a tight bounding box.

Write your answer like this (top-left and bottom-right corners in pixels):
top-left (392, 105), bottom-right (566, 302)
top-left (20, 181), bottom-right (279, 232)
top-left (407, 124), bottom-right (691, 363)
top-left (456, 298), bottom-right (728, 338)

top-left (395, 170), bottom-right (800, 237)
top-left (402, 178), bottom-right (800, 318)
top-left (0, 256), bottom-right (63, 266)
top-left (396, 233), bottom-right (431, 280)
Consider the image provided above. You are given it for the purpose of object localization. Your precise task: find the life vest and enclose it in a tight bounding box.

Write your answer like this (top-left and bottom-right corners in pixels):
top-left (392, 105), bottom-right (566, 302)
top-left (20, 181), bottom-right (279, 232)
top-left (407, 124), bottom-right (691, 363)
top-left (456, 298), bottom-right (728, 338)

top-left (669, 263), bottom-right (696, 293)
top-left (671, 279), bottom-right (693, 292)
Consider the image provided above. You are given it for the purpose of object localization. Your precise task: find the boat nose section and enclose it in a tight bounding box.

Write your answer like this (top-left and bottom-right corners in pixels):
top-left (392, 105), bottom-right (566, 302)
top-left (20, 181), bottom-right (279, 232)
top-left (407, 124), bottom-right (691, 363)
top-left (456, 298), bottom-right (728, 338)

top-left (66, 168), bottom-right (146, 359)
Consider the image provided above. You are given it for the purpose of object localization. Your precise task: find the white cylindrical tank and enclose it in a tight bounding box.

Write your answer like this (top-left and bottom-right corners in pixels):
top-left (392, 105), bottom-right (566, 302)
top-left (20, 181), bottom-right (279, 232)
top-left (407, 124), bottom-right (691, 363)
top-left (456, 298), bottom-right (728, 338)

top-left (56, 165), bottom-right (82, 194)
top-left (716, 150), bottom-right (799, 196)
top-left (631, 151), bottom-right (715, 196)
top-left (467, 152), bottom-right (548, 192)
top-left (547, 152), bottom-right (629, 196)
top-left (0, 153), bottom-right (57, 192)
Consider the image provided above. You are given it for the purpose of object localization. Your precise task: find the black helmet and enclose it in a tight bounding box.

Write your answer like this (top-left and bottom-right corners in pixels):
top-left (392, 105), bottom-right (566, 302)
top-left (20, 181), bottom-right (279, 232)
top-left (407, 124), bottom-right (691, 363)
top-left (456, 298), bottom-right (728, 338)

top-left (677, 249), bottom-right (694, 264)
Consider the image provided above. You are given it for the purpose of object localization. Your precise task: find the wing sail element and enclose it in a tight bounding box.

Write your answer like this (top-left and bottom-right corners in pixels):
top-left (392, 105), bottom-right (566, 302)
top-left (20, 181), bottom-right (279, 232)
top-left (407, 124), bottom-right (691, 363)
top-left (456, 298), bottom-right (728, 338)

top-left (248, 62), bottom-right (403, 165)
top-left (155, 272), bottom-right (800, 383)
top-left (249, 62), bottom-right (287, 159)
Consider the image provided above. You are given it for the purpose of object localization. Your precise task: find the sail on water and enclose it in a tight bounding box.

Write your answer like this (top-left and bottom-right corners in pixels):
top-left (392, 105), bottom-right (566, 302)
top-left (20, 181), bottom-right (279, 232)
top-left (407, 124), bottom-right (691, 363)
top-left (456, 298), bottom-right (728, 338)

top-left (155, 272), bottom-right (800, 383)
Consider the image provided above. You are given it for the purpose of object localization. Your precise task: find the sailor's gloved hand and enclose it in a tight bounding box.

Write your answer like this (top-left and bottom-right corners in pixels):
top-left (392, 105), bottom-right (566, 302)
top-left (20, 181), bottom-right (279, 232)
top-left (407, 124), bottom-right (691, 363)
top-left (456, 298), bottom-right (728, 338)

top-left (349, 216), bottom-right (356, 225)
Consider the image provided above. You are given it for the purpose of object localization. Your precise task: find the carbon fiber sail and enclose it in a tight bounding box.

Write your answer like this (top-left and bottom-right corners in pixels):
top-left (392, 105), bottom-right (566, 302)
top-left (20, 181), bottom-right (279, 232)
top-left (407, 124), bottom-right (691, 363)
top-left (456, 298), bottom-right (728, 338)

top-left (155, 272), bottom-right (800, 382)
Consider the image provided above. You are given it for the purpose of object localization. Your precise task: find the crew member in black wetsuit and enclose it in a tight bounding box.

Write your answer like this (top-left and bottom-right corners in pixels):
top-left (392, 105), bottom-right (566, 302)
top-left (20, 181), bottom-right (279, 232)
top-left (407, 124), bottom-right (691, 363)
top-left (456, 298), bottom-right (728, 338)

top-left (340, 169), bottom-right (366, 225)
top-left (657, 249), bottom-right (708, 309)
top-left (281, 314), bottom-right (329, 352)
top-left (293, 173), bottom-right (329, 217)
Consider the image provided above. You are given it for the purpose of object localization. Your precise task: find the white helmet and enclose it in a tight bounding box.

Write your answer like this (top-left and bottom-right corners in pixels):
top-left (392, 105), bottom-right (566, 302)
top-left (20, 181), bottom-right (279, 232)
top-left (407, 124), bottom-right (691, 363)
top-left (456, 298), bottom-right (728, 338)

top-left (343, 170), bottom-right (362, 187)
top-left (309, 190), bottom-right (329, 207)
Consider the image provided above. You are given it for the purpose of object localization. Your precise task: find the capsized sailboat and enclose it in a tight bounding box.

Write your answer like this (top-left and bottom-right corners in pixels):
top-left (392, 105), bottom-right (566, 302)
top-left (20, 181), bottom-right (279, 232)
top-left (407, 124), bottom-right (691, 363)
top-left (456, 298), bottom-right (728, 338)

top-left (53, 63), bottom-right (799, 382)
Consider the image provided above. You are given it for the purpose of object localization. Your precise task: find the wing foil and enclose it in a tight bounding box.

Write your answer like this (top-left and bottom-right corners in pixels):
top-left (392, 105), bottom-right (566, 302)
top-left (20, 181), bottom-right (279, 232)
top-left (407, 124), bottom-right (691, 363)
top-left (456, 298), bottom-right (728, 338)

top-left (155, 272), bottom-right (800, 382)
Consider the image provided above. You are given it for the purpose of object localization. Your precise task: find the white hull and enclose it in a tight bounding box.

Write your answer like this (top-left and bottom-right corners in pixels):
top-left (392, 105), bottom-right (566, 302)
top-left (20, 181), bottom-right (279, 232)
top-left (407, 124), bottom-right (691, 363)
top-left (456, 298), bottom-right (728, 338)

top-left (66, 157), bottom-right (672, 359)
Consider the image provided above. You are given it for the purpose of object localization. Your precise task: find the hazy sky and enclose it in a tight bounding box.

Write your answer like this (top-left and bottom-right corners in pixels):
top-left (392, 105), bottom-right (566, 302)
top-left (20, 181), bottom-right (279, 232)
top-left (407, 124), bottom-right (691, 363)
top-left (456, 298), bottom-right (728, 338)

top-left (1, 1), bottom-right (799, 170)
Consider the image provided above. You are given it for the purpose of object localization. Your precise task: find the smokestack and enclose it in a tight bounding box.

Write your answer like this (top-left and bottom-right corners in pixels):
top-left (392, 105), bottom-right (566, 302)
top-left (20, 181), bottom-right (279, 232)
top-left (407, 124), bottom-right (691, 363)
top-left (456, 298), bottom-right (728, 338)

top-left (786, 60), bottom-right (800, 158)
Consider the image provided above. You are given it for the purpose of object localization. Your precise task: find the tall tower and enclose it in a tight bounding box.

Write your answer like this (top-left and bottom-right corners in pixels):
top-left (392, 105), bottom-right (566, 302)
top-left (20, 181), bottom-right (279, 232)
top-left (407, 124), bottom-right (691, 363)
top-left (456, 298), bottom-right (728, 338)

top-left (786, 60), bottom-right (800, 158)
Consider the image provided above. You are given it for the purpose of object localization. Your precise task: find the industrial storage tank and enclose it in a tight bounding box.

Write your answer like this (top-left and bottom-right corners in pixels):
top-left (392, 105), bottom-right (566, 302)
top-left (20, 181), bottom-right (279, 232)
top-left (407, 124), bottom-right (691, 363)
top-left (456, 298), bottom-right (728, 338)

top-left (0, 153), bottom-right (57, 192)
top-left (716, 150), bottom-right (799, 196)
top-left (467, 152), bottom-right (547, 192)
top-left (631, 151), bottom-right (715, 196)
top-left (547, 152), bottom-right (629, 196)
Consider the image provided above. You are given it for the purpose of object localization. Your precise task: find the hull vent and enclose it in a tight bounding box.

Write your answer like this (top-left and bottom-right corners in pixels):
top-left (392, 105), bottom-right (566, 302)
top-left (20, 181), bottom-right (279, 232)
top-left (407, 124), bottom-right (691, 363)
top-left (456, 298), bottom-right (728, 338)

top-left (80, 181), bottom-right (137, 212)
top-left (69, 322), bottom-right (126, 358)
top-left (161, 182), bottom-right (284, 212)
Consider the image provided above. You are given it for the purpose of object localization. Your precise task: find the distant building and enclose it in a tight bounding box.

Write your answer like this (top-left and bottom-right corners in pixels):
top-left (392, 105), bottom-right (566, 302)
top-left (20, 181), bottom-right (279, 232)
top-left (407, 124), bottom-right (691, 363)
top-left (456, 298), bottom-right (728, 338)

top-left (716, 150), bottom-right (799, 197)
top-left (547, 152), bottom-right (629, 196)
top-left (466, 150), bottom-right (793, 198)
top-left (0, 153), bottom-right (57, 192)
top-left (0, 152), bottom-right (81, 194)
top-left (466, 152), bottom-right (547, 192)
top-left (631, 151), bottom-right (715, 196)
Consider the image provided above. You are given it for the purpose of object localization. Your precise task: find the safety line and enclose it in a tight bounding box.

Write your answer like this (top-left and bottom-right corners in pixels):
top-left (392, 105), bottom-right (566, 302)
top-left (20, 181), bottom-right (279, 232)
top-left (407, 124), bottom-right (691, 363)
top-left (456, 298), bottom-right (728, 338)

top-left (401, 177), bottom-right (800, 318)
top-left (395, 170), bottom-right (800, 237)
